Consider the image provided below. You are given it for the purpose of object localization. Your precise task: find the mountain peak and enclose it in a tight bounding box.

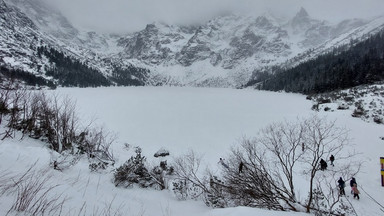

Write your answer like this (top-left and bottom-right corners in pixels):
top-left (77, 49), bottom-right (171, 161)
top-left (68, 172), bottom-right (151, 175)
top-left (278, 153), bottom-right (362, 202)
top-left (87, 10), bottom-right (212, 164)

top-left (295, 7), bottom-right (309, 19)
top-left (145, 23), bottom-right (157, 29)
top-left (290, 7), bottom-right (312, 29)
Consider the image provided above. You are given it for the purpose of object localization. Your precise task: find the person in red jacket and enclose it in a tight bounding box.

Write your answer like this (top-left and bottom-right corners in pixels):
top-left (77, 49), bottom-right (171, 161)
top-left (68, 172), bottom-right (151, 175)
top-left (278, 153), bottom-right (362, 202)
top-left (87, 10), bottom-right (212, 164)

top-left (352, 183), bottom-right (360, 199)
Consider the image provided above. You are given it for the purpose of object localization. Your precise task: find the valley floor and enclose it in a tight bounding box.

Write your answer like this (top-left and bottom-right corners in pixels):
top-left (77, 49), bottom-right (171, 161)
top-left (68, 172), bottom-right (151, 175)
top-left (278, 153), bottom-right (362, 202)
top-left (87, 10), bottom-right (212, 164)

top-left (1, 87), bottom-right (383, 215)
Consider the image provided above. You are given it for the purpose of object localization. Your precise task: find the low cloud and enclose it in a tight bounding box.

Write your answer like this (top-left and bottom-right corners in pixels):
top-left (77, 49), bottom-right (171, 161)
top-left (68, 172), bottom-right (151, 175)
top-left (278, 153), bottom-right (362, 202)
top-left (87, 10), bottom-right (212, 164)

top-left (44, 0), bottom-right (384, 33)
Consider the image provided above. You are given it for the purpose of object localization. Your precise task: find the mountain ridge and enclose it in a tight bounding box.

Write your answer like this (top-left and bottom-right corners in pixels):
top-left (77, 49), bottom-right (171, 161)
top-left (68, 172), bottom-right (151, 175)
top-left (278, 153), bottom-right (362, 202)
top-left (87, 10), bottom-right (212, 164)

top-left (1, 0), bottom-right (384, 88)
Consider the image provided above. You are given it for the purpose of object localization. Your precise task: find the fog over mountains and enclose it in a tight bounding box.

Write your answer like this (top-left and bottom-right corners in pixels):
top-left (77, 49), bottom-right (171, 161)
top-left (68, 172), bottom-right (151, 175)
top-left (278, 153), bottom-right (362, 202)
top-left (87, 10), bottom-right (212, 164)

top-left (1, 0), bottom-right (384, 87)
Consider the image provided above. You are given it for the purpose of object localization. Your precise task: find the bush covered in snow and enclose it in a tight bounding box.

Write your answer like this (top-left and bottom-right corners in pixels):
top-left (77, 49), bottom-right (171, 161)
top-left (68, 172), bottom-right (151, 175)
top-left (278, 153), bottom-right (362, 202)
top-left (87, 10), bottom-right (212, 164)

top-left (114, 147), bottom-right (152, 188)
top-left (310, 83), bottom-right (384, 124)
top-left (114, 147), bottom-right (174, 189)
top-left (154, 148), bottom-right (170, 157)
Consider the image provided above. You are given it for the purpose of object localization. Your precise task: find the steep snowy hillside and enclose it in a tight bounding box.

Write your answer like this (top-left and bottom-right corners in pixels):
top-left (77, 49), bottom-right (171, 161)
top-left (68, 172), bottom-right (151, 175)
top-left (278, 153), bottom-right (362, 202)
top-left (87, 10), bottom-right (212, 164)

top-left (0, 0), bottom-right (41, 72)
top-left (0, 0), bottom-right (145, 86)
top-left (119, 7), bottom-right (382, 87)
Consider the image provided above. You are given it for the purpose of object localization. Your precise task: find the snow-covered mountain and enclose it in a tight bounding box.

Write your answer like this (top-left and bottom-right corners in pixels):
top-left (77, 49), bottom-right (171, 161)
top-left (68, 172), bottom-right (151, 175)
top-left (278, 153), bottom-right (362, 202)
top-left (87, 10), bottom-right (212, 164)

top-left (1, 0), bottom-right (384, 87)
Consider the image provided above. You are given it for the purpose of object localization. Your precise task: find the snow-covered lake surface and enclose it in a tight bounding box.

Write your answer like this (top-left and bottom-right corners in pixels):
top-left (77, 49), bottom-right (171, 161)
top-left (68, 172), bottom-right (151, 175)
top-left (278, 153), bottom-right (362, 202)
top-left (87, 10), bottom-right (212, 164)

top-left (1, 87), bottom-right (384, 216)
top-left (56, 87), bottom-right (314, 165)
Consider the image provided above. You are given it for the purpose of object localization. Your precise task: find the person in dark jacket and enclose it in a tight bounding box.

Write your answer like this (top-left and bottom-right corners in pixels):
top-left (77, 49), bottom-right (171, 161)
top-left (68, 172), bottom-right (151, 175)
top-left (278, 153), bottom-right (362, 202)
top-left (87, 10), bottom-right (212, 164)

top-left (338, 177), bottom-right (346, 196)
top-left (330, 155), bottom-right (335, 166)
top-left (320, 158), bottom-right (327, 170)
top-left (239, 161), bottom-right (244, 173)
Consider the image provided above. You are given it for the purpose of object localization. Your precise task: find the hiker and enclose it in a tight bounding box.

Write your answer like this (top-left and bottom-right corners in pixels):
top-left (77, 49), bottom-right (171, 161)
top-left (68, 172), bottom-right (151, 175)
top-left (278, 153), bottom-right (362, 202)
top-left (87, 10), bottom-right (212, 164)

top-left (53, 161), bottom-right (58, 170)
top-left (338, 177), bottom-right (346, 196)
top-left (219, 158), bottom-right (229, 169)
top-left (352, 183), bottom-right (360, 199)
top-left (320, 158), bottom-right (327, 170)
top-left (239, 161), bottom-right (244, 173)
top-left (302, 143), bottom-right (305, 152)
top-left (330, 154), bottom-right (335, 166)
top-left (350, 177), bottom-right (357, 194)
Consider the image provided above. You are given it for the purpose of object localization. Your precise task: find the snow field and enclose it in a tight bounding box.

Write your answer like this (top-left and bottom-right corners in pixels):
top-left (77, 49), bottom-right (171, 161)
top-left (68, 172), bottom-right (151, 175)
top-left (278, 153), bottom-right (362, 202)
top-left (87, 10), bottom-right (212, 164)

top-left (0, 87), bottom-right (383, 215)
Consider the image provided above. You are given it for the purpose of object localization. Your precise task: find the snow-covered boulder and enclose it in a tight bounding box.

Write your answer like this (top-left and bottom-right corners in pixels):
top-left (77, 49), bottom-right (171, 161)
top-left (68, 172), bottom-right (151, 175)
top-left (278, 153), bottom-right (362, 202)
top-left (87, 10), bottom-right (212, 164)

top-left (154, 148), bottom-right (170, 157)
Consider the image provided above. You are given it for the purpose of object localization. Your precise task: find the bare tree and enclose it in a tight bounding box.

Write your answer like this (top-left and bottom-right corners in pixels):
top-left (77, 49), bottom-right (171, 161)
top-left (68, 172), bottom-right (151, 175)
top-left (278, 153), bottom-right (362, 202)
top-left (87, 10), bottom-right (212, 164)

top-left (220, 115), bottom-right (360, 214)
top-left (258, 120), bottom-right (305, 205)
top-left (300, 115), bottom-right (358, 213)
top-left (218, 119), bottom-right (306, 211)
top-left (172, 150), bottom-right (210, 200)
top-left (220, 144), bottom-right (286, 210)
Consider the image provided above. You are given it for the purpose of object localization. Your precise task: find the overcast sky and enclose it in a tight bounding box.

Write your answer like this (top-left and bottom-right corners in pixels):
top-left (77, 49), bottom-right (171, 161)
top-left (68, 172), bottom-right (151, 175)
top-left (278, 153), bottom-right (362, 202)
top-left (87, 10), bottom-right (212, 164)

top-left (44, 0), bottom-right (384, 33)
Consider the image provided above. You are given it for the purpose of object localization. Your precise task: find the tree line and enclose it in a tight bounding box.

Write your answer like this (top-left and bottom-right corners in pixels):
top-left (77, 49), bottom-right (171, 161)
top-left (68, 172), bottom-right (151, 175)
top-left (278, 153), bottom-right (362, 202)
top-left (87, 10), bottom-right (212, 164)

top-left (0, 66), bottom-right (56, 89)
top-left (37, 46), bottom-right (112, 87)
top-left (110, 65), bottom-right (149, 86)
top-left (36, 46), bottom-right (150, 88)
top-left (247, 29), bottom-right (384, 94)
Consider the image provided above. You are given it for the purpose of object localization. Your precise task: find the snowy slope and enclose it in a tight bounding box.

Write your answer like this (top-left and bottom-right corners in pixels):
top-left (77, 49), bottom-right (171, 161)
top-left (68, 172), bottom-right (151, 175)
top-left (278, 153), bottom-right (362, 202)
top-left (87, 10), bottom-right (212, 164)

top-left (117, 8), bottom-right (384, 87)
top-left (1, 87), bottom-right (383, 215)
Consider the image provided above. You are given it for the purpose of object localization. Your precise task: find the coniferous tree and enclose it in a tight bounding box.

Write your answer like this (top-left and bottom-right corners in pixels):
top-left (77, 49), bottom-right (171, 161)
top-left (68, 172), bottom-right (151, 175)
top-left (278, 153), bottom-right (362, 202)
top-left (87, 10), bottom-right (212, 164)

top-left (248, 29), bottom-right (384, 94)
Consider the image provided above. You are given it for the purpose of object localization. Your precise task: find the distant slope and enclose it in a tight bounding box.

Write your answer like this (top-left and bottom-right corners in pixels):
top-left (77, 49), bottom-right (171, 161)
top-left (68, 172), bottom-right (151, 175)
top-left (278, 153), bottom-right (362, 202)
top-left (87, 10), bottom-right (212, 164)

top-left (248, 29), bottom-right (384, 94)
top-left (0, 0), bottom-right (149, 88)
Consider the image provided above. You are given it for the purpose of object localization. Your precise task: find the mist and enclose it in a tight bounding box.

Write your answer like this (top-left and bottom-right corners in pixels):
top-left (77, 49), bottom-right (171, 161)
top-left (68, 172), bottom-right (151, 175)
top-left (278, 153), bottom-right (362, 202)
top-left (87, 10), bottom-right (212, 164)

top-left (43, 0), bottom-right (384, 33)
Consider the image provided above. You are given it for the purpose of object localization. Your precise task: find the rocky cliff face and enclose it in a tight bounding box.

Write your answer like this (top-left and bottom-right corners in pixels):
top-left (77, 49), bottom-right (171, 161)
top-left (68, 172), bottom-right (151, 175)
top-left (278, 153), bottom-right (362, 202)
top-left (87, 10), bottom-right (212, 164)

top-left (116, 8), bottom-right (381, 87)
top-left (0, 0), bottom-right (41, 72)
top-left (1, 0), bottom-right (384, 88)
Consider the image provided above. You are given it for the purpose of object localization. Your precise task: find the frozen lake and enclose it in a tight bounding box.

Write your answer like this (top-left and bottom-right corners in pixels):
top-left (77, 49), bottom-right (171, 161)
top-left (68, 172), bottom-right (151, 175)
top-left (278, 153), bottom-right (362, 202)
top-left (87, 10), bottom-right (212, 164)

top-left (55, 87), bottom-right (314, 165)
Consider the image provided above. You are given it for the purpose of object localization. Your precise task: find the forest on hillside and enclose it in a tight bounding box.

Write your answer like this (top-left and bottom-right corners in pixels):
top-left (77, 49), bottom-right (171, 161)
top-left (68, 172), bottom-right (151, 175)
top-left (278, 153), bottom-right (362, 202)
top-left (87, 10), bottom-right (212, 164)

top-left (37, 46), bottom-right (112, 87)
top-left (248, 29), bottom-right (384, 94)
top-left (0, 66), bottom-right (56, 88)
top-left (37, 46), bottom-right (150, 87)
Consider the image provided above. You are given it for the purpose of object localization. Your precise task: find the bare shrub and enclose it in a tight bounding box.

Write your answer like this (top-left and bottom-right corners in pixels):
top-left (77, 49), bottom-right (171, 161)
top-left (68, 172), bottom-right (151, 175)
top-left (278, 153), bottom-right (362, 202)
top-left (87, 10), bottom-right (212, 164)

top-left (172, 150), bottom-right (210, 200)
top-left (149, 160), bottom-right (174, 190)
top-left (0, 90), bottom-right (81, 153)
top-left (0, 163), bottom-right (67, 216)
top-left (0, 87), bottom-right (116, 167)
top-left (90, 195), bottom-right (126, 216)
top-left (50, 151), bottom-right (81, 171)
top-left (81, 126), bottom-right (117, 166)
top-left (1, 87), bottom-right (29, 140)
top-left (62, 198), bottom-right (135, 216)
